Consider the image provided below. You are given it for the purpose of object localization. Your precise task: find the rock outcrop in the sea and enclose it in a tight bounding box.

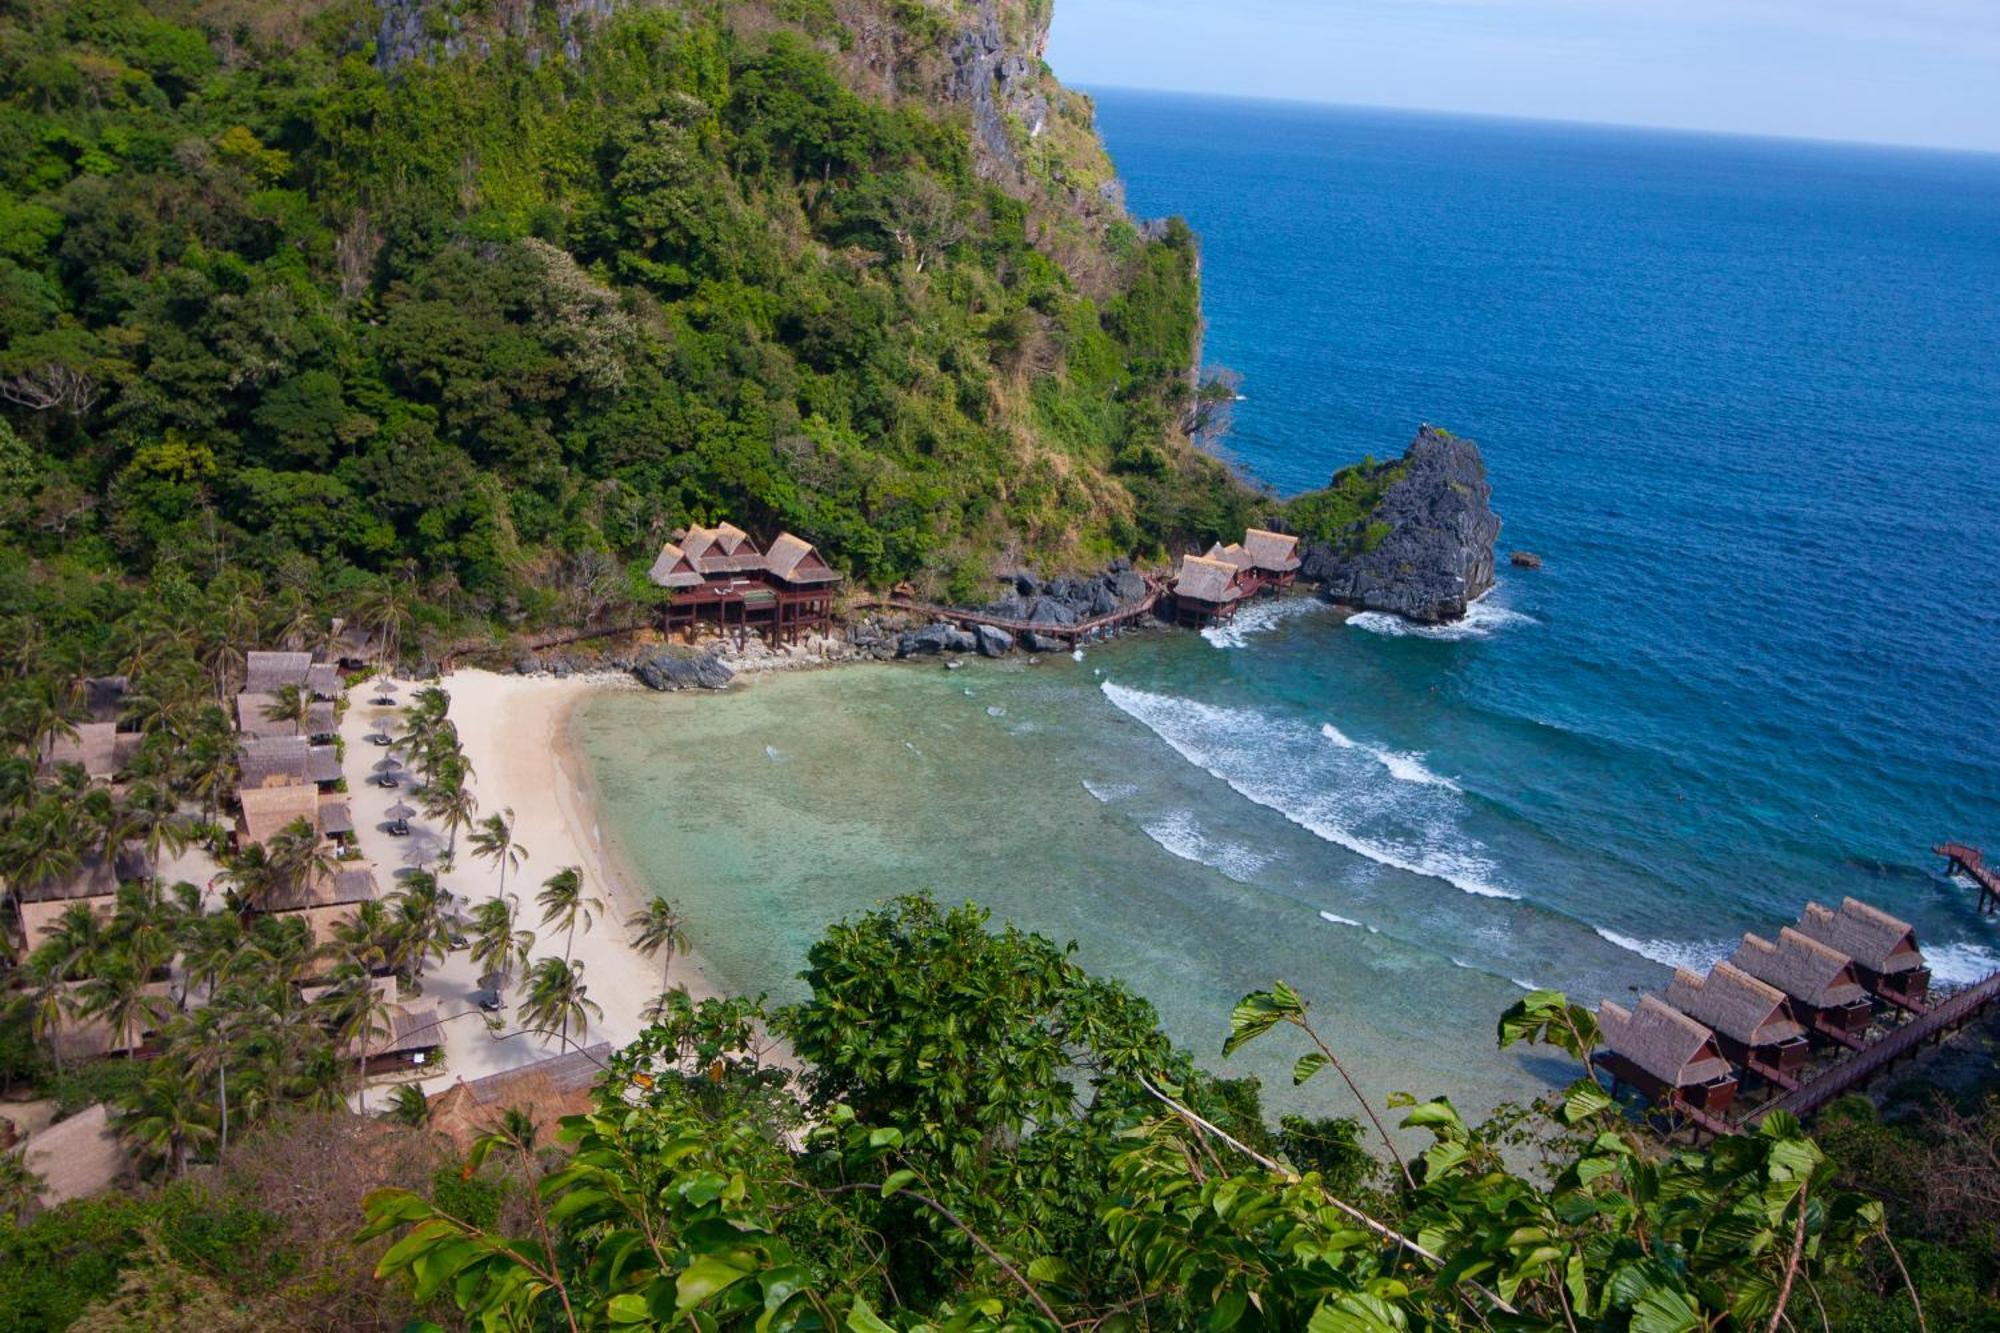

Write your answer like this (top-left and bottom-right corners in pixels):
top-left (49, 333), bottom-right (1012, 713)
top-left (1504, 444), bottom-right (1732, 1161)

top-left (632, 647), bottom-right (734, 691)
top-left (1300, 426), bottom-right (1501, 624)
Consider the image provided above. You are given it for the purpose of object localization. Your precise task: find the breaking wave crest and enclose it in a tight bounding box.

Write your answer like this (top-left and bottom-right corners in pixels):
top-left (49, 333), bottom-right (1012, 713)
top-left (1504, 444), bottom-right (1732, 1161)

top-left (1100, 681), bottom-right (1516, 900)
top-left (1201, 596), bottom-right (1325, 649)
top-left (1927, 940), bottom-right (2000, 987)
top-left (1320, 723), bottom-right (1461, 791)
top-left (1593, 928), bottom-right (1732, 973)
top-left (1347, 589), bottom-right (1536, 641)
top-left (1141, 810), bottom-right (1273, 883)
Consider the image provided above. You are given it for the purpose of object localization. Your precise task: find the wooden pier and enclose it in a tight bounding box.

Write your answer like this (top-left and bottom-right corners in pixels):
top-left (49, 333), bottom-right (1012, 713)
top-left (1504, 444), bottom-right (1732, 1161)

top-left (1744, 967), bottom-right (2000, 1128)
top-left (860, 576), bottom-right (1166, 646)
top-left (1936, 841), bottom-right (2000, 914)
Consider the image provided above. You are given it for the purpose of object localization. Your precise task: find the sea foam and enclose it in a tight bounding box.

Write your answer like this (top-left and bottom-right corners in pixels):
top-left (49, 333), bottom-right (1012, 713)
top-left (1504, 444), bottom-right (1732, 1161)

top-left (1140, 810), bottom-right (1272, 883)
top-left (1201, 595), bottom-right (1324, 649)
top-left (1321, 723), bottom-right (1461, 791)
top-left (1927, 940), bottom-right (2000, 987)
top-left (1347, 587), bottom-right (1535, 642)
top-left (1101, 681), bottom-right (1516, 900)
top-left (1593, 928), bottom-right (1731, 973)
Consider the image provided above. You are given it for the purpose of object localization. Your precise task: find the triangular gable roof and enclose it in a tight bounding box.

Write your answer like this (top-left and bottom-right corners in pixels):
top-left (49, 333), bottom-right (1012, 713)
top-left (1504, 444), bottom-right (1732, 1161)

top-left (238, 783), bottom-right (322, 846)
top-left (245, 650), bottom-right (313, 694)
top-left (40, 722), bottom-right (134, 780)
top-left (1667, 962), bottom-right (1804, 1048)
top-left (1243, 528), bottom-right (1302, 572)
top-left (1794, 899), bottom-right (1923, 976)
top-left (1204, 542), bottom-right (1255, 571)
top-left (239, 735), bottom-right (311, 788)
top-left (1173, 555), bottom-right (1249, 604)
top-left (647, 542), bottom-right (705, 589)
top-left (1599, 995), bottom-right (1734, 1087)
top-left (764, 532), bottom-right (842, 585)
top-left (1730, 929), bottom-right (1869, 1009)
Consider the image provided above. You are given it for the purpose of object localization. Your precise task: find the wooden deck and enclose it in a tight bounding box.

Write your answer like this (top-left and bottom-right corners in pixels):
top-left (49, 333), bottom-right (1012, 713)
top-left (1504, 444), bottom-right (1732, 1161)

top-left (1936, 841), bottom-right (2000, 914)
top-left (860, 576), bottom-right (1166, 644)
top-left (1744, 967), bottom-right (2000, 1128)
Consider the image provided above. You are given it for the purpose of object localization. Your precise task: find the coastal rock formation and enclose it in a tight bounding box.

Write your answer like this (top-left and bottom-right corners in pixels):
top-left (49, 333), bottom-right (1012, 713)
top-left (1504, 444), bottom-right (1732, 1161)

top-left (974, 625), bottom-right (1015, 658)
top-left (1301, 426), bottom-right (1501, 624)
top-left (897, 624), bottom-right (978, 658)
top-left (632, 648), bottom-right (734, 691)
top-left (980, 561), bottom-right (1150, 629)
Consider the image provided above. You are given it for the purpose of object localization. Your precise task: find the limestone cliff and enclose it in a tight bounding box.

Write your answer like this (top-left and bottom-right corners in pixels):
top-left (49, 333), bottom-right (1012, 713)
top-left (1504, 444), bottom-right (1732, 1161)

top-left (1299, 426), bottom-right (1501, 624)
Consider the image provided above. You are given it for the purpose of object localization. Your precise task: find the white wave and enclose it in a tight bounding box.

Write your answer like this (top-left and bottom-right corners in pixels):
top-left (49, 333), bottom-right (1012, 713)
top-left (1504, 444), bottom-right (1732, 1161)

top-left (1140, 810), bottom-right (1272, 883)
top-left (1100, 681), bottom-right (1516, 900)
top-left (1317, 910), bottom-right (1375, 933)
top-left (1320, 723), bottom-right (1460, 791)
top-left (1072, 647), bottom-right (1086, 661)
top-left (985, 705), bottom-right (1007, 718)
top-left (1510, 978), bottom-right (1541, 992)
top-left (1347, 587), bottom-right (1536, 642)
top-left (1201, 596), bottom-right (1324, 649)
top-left (903, 741), bottom-right (922, 756)
top-left (1081, 779), bottom-right (1137, 804)
top-left (1594, 928), bottom-right (1731, 973)
top-left (763, 745), bottom-right (787, 762)
top-left (1927, 940), bottom-right (2000, 987)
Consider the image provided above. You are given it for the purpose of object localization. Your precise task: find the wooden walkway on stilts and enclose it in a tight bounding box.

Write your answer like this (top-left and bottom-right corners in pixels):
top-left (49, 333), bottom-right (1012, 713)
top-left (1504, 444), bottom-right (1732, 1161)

top-left (1743, 968), bottom-right (2000, 1128)
top-left (860, 576), bottom-right (1166, 645)
top-left (1936, 841), bottom-right (2000, 914)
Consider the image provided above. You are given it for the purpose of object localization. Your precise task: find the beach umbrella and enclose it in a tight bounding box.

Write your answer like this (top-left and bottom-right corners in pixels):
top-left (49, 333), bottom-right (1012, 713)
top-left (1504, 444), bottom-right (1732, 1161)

top-left (385, 802), bottom-right (417, 819)
top-left (372, 755), bottom-right (405, 773)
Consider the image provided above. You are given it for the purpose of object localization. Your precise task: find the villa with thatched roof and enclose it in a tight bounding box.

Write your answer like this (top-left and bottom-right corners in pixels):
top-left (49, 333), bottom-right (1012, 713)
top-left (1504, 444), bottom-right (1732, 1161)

top-left (236, 782), bottom-right (327, 848)
top-left (427, 1043), bottom-right (612, 1150)
top-left (1667, 962), bottom-right (1809, 1086)
top-left (1242, 528), bottom-right (1303, 585)
top-left (1596, 995), bottom-right (1739, 1116)
top-left (1793, 899), bottom-right (1931, 1012)
top-left (1729, 928), bottom-right (1876, 1044)
top-left (9, 844), bottom-right (152, 952)
top-left (238, 735), bottom-right (344, 790)
top-left (236, 650), bottom-right (343, 742)
top-left (22, 1104), bottom-right (130, 1209)
top-left (647, 522), bottom-right (843, 647)
top-left (38, 722), bottom-right (143, 781)
top-left (348, 1003), bottom-right (444, 1075)
top-left (1168, 554), bottom-right (1253, 626)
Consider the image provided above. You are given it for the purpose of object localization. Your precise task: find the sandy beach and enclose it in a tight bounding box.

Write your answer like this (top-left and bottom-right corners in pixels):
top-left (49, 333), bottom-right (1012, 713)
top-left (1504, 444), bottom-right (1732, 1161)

top-left (338, 669), bottom-right (733, 1097)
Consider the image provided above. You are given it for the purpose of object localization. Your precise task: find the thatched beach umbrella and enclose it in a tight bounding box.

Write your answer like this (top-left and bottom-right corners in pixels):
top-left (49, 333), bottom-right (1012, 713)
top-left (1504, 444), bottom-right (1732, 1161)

top-left (373, 754), bottom-right (405, 787)
top-left (385, 801), bottom-right (416, 836)
top-left (372, 679), bottom-right (399, 705)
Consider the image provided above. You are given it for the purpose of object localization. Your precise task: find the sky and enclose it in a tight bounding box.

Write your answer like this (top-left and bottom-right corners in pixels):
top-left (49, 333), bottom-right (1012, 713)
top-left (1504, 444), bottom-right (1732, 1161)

top-left (1045, 0), bottom-right (2000, 154)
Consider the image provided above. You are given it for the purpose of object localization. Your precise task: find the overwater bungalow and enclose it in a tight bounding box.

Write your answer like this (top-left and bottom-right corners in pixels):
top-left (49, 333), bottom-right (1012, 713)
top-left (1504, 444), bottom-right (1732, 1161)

top-left (648, 523), bottom-right (842, 646)
top-left (1167, 554), bottom-right (1253, 626)
top-left (1242, 528), bottom-right (1303, 589)
top-left (1792, 898), bottom-right (1931, 1013)
top-left (1666, 962), bottom-right (1809, 1088)
top-left (8, 845), bottom-right (152, 953)
top-left (1596, 995), bottom-right (1739, 1119)
top-left (1729, 928), bottom-right (1876, 1047)
top-left (426, 1043), bottom-right (612, 1150)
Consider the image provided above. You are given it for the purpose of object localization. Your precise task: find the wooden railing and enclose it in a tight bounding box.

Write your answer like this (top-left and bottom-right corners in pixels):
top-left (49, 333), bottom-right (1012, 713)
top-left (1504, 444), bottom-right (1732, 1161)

top-left (858, 576), bottom-right (1165, 643)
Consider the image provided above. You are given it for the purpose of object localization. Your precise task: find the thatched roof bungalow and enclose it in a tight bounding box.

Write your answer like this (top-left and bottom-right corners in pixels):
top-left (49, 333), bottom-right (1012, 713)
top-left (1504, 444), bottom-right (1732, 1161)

top-left (1597, 995), bottom-right (1738, 1114)
top-left (1793, 899), bottom-right (1931, 1010)
top-left (238, 735), bottom-right (343, 790)
top-left (427, 1043), bottom-right (612, 1150)
top-left (22, 1104), bottom-right (130, 1208)
top-left (646, 542), bottom-right (704, 590)
top-left (1729, 928), bottom-right (1876, 1043)
top-left (38, 722), bottom-right (142, 781)
top-left (1667, 962), bottom-right (1809, 1084)
top-left (763, 532), bottom-right (842, 588)
top-left (237, 783), bottom-right (324, 848)
top-left (11, 845), bottom-right (153, 952)
top-left (1242, 528), bottom-right (1303, 576)
top-left (1169, 554), bottom-right (1252, 626)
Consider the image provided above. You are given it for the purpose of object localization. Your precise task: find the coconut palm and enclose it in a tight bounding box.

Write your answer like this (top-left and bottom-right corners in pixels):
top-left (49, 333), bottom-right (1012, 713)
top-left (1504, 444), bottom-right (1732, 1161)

top-left (535, 866), bottom-right (603, 963)
top-left (74, 954), bottom-right (169, 1056)
top-left (387, 871), bottom-right (457, 983)
top-left (325, 964), bottom-right (395, 1113)
top-left (16, 953), bottom-right (75, 1073)
top-left (179, 1001), bottom-right (244, 1166)
top-left (468, 894), bottom-right (535, 1001)
top-left (41, 900), bottom-right (108, 981)
top-left (177, 910), bottom-right (244, 1005)
top-left (109, 879), bottom-right (180, 981)
top-left (384, 1083), bottom-right (431, 1127)
top-left (468, 808), bottom-right (527, 898)
top-left (265, 816), bottom-right (335, 906)
top-left (422, 770), bottom-right (478, 861)
top-left (118, 1066), bottom-right (216, 1178)
top-left (352, 578), bottom-right (416, 671)
top-left (520, 955), bottom-right (601, 1049)
top-left (262, 682), bottom-right (311, 728)
top-left (326, 898), bottom-right (395, 977)
top-left (0, 1148), bottom-right (45, 1225)
top-left (627, 898), bottom-right (690, 991)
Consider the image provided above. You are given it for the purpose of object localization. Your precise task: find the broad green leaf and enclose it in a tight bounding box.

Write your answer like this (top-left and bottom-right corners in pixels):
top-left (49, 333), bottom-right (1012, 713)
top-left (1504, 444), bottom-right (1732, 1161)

top-left (1294, 1051), bottom-right (1330, 1086)
top-left (676, 1255), bottom-right (753, 1310)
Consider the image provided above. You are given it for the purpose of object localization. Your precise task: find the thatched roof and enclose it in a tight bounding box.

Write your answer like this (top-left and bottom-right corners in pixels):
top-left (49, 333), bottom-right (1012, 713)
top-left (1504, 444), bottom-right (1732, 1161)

top-left (647, 542), bottom-right (705, 589)
top-left (1667, 963), bottom-right (1805, 1048)
top-left (245, 650), bottom-right (313, 694)
top-left (262, 861), bottom-right (378, 915)
top-left (1794, 899), bottom-right (1924, 976)
top-left (680, 523), bottom-right (765, 574)
top-left (1730, 929), bottom-right (1869, 1009)
top-left (40, 722), bottom-right (139, 780)
top-left (239, 735), bottom-right (310, 788)
top-left (1599, 996), bottom-right (1734, 1088)
top-left (427, 1044), bottom-right (612, 1150)
top-left (329, 620), bottom-right (381, 665)
top-left (351, 1003), bottom-right (443, 1061)
top-left (319, 801), bottom-right (354, 835)
top-left (309, 746), bottom-right (343, 784)
top-left (49, 979), bottom-right (173, 1060)
top-left (23, 1104), bottom-right (129, 1208)
top-left (1173, 555), bottom-right (1249, 604)
top-left (11, 843), bottom-right (152, 904)
top-left (235, 692), bottom-right (294, 740)
top-left (764, 532), bottom-right (841, 585)
top-left (305, 700), bottom-right (337, 738)
top-left (1204, 541), bottom-right (1255, 571)
top-left (1243, 528), bottom-right (1302, 572)
top-left (306, 663), bottom-right (341, 698)
top-left (238, 783), bottom-right (322, 847)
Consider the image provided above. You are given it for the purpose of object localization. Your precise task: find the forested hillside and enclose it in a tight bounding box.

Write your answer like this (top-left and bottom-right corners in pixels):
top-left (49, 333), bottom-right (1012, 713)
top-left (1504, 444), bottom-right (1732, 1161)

top-left (0, 0), bottom-right (1257, 647)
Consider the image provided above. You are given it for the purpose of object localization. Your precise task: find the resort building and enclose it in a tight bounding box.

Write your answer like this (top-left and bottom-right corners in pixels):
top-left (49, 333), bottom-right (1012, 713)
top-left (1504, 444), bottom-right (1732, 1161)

top-left (1666, 962), bottom-right (1809, 1087)
top-left (21, 1104), bottom-right (129, 1209)
top-left (1167, 554), bottom-right (1254, 626)
top-left (1240, 528), bottom-right (1303, 588)
top-left (426, 1043), bottom-right (613, 1150)
top-left (239, 735), bottom-right (344, 791)
top-left (647, 523), bottom-right (842, 646)
top-left (236, 649), bottom-right (341, 741)
top-left (1596, 994), bottom-right (1739, 1118)
top-left (1792, 898), bottom-right (1931, 1012)
top-left (1728, 928), bottom-right (1876, 1045)
top-left (37, 675), bottom-right (141, 780)
top-left (259, 862), bottom-right (382, 950)
top-left (8, 845), bottom-right (152, 953)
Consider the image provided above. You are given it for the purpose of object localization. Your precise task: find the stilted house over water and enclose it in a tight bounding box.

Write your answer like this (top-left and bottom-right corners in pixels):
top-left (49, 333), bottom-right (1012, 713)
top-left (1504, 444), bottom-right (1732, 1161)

top-left (1240, 528), bottom-right (1303, 589)
top-left (1792, 898), bottom-right (1931, 1013)
top-left (1666, 962), bottom-right (1809, 1088)
top-left (1596, 995), bottom-right (1739, 1119)
top-left (1167, 554), bottom-right (1253, 627)
top-left (1729, 928), bottom-right (1875, 1046)
top-left (648, 523), bottom-right (842, 646)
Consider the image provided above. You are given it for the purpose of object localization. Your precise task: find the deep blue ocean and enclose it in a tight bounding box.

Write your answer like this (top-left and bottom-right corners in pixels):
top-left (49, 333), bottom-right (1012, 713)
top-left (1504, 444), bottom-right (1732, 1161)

top-left (1088, 89), bottom-right (2000, 980)
top-left (583, 95), bottom-right (2000, 1114)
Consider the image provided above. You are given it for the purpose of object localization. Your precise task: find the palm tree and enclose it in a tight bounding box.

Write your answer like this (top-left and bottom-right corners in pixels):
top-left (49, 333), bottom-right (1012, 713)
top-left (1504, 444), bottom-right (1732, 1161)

top-left (467, 894), bottom-right (534, 1002)
top-left (324, 965), bottom-right (395, 1113)
top-left (16, 954), bottom-right (75, 1074)
top-left (118, 1067), bottom-right (216, 1178)
top-left (180, 1001), bottom-right (243, 1166)
top-left (326, 898), bottom-right (395, 977)
top-left (263, 682), bottom-right (311, 729)
top-left (627, 898), bottom-right (690, 991)
top-left (520, 956), bottom-right (601, 1049)
top-left (177, 910), bottom-right (244, 1005)
top-left (116, 780), bottom-right (190, 865)
top-left (42, 900), bottom-right (107, 981)
top-left (535, 866), bottom-right (603, 963)
top-left (352, 578), bottom-right (416, 671)
top-left (265, 817), bottom-right (335, 907)
top-left (174, 722), bottom-right (238, 820)
top-left (74, 954), bottom-right (169, 1057)
top-left (218, 842), bottom-right (278, 915)
top-left (422, 771), bottom-right (478, 861)
top-left (387, 871), bottom-right (457, 984)
top-left (468, 808), bottom-right (527, 898)
top-left (384, 1083), bottom-right (432, 1127)
top-left (109, 879), bottom-right (181, 982)
top-left (0, 1148), bottom-right (45, 1225)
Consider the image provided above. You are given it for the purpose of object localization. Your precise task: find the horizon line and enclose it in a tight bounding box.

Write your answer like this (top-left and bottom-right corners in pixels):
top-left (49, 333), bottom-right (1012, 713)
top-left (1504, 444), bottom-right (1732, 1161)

top-left (1074, 82), bottom-right (2000, 162)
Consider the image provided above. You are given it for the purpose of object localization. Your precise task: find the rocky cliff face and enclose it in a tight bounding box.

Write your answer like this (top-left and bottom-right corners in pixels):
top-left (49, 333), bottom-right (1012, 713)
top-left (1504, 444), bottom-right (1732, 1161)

top-left (1301, 426), bottom-right (1501, 624)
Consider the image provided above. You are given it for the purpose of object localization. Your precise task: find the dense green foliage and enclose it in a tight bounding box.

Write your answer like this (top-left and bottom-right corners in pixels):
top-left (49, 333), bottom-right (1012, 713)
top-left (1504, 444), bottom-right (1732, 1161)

top-left (0, 0), bottom-right (1251, 647)
top-left (1287, 454), bottom-right (1406, 556)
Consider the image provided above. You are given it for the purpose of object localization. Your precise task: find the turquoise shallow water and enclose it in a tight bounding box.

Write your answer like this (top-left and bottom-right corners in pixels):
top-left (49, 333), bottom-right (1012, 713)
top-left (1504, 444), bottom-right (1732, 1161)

top-left (577, 97), bottom-right (2000, 1118)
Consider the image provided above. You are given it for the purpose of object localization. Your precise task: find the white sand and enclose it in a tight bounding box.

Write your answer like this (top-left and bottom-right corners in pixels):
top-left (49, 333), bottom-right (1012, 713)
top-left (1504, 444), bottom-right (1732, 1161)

top-left (337, 669), bottom-right (730, 1095)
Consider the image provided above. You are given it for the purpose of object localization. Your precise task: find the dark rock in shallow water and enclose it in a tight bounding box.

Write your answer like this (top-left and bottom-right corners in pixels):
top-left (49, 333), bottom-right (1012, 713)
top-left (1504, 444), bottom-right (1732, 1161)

top-left (1302, 425), bottom-right (1501, 625)
top-left (1510, 550), bottom-right (1543, 570)
top-left (1022, 631), bottom-right (1068, 654)
top-left (632, 649), bottom-right (733, 691)
top-left (974, 624), bottom-right (1014, 658)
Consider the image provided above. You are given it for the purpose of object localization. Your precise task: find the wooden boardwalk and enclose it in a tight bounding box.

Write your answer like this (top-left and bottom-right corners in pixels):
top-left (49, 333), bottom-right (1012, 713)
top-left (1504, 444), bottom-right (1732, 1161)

top-left (1936, 841), bottom-right (2000, 914)
top-left (1744, 968), bottom-right (2000, 1128)
top-left (860, 576), bottom-right (1166, 645)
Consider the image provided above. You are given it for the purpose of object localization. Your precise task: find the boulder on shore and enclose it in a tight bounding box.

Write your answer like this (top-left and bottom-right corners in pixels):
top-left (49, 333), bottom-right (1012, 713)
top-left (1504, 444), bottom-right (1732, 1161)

top-left (632, 648), bottom-right (734, 691)
top-left (974, 624), bottom-right (1014, 658)
top-left (896, 623), bottom-right (978, 658)
top-left (1022, 630), bottom-right (1068, 654)
top-left (1300, 425), bottom-right (1501, 625)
